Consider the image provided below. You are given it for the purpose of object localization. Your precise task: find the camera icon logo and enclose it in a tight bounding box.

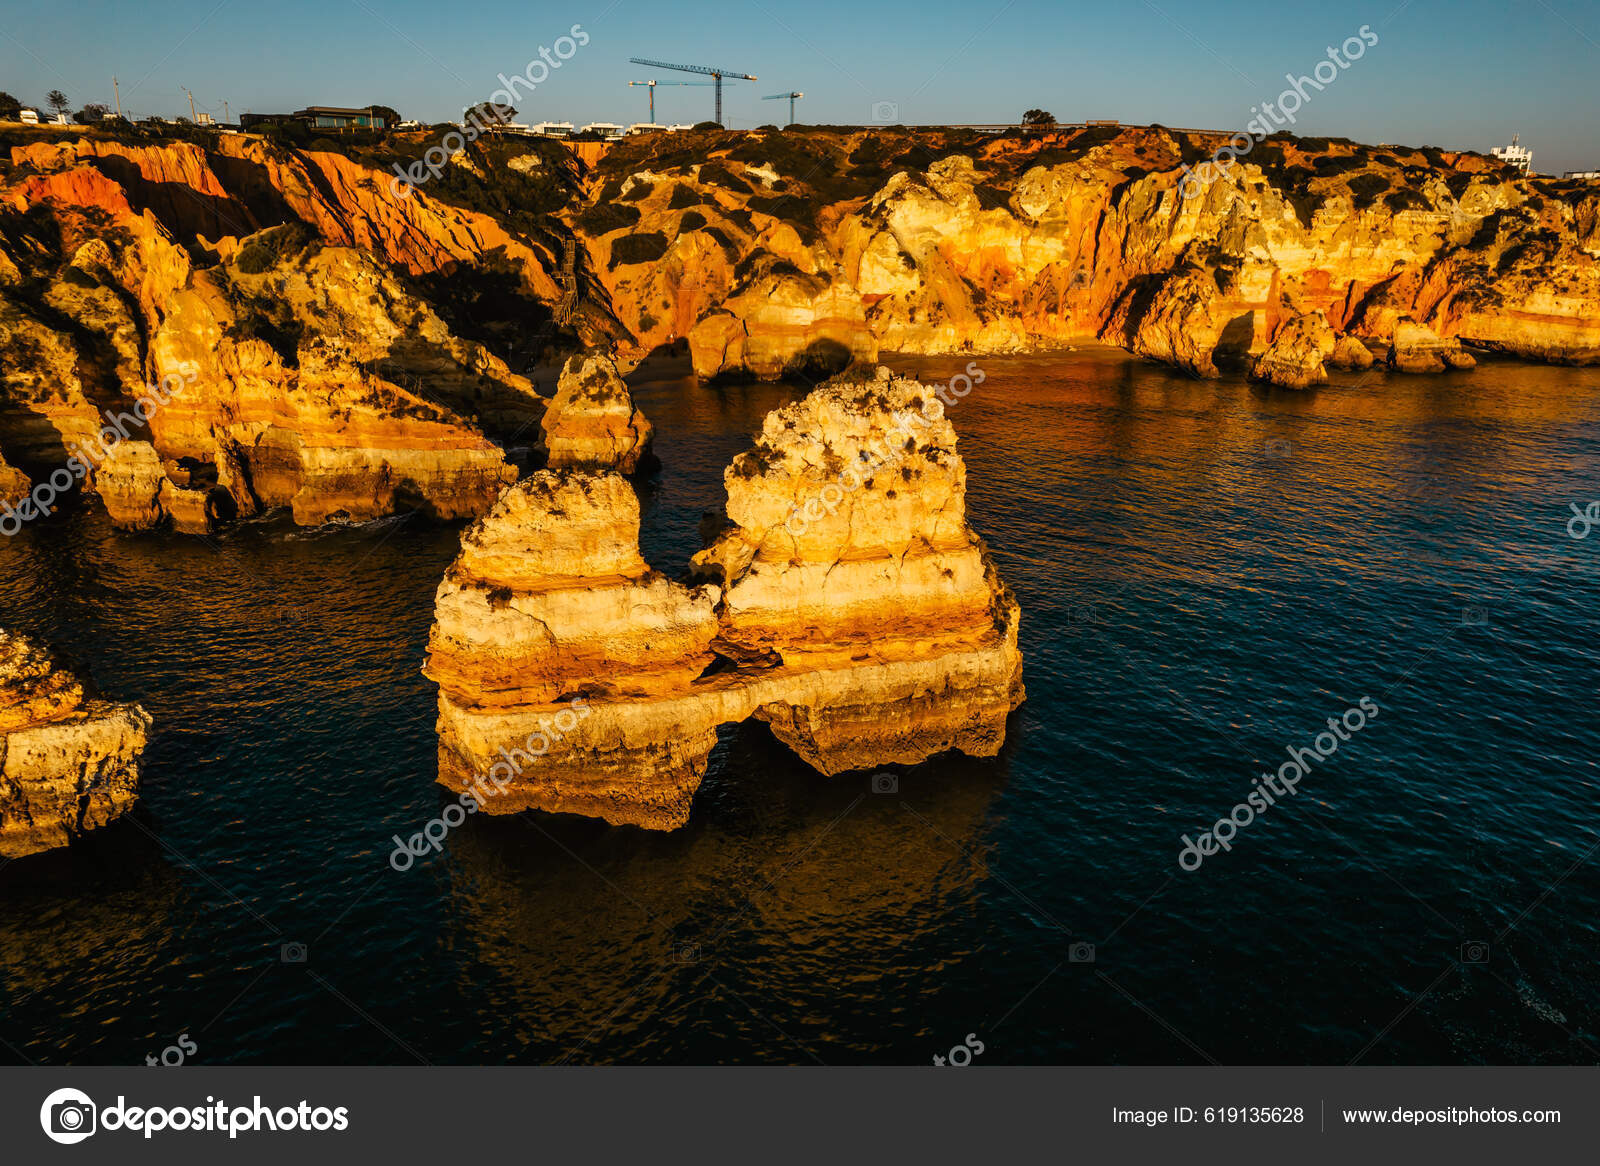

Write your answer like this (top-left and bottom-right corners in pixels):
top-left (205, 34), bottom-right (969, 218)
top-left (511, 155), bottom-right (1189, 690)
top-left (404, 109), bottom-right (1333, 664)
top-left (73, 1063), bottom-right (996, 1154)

top-left (40, 1087), bottom-right (97, 1144)
top-left (1460, 606), bottom-right (1488, 628)
top-left (1460, 940), bottom-right (1490, 965)
top-left (672, 941), bottom-right (700, 965)
top-left (1263, 439), bottom-right (1292, 459)
top-left (280, 942), bottom-right (308, 964)
top-left (871, 100), bottom-right (899, 123)
top-left (1068, 942), bottom-right (1096, 964)
top-left (870, 772), bottom-right (898, 795)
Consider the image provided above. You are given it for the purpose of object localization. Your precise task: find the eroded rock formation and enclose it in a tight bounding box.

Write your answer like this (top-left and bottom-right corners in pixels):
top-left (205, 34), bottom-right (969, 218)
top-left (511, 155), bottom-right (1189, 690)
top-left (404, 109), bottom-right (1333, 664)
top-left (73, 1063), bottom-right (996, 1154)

top-left (0, 449), bottom-right (27, 506)
top-left (0, 630), bottom-right (151, 858)
top-left (1, 141), bottom-right (549, 533)
top-left (579, 126), bottom-right (1600, 377)
top-left (1252, 311), bottom-right (1337, 389)
top-left (538, 352), bottom-right (654, 474)
top-left (424, 368), bottom-right (1024, 829)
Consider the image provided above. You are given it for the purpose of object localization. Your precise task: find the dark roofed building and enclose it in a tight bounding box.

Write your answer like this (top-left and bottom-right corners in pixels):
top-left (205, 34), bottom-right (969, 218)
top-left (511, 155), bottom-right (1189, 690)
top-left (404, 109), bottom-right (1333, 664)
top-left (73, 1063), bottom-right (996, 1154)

top-left (294, 106), bottom-right (388, 129)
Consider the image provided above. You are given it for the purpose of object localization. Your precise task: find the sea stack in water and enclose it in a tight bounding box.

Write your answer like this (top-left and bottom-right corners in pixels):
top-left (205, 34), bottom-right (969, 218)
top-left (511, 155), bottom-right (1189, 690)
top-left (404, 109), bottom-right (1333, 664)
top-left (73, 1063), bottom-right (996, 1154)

top-left (538, 352), bottom-right (654, 474)
top-left (424, 367), bottom-right (1024, 829)
top-left (0, 630), bottom-right (152, 858)
top-left (0, 450), bottom-right (29, 508)
top-left (1251, 311), bottom-right (1337, 389)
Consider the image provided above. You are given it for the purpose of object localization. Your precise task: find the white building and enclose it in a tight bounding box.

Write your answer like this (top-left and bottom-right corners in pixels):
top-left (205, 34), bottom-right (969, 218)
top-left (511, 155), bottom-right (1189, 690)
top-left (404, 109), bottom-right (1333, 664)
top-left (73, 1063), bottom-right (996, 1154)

top-left (1563, 169), bottom-right (1600, 180)
top-left (18, 109), bottom-right (38, 125)
top-left (530, 121), bottom-right (573, 137)
top-left (1491, 133), bottom-right (1533, 174)
top-left (626, 122), bottom-right (666, 136)
top-left (664, 123), bottom-right (693, 133)
top-left (578, 122), bottom-right (624, 139)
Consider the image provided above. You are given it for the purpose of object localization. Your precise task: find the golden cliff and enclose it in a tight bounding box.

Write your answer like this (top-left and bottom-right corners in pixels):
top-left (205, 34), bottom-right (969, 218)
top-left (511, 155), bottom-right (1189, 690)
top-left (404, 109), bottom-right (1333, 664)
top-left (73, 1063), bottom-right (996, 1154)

top-left (578, 126), bottom-right (1600, 380)
top-left (423, 367), bottom-right (1024, 829)
top-left (6, 122), bottom-right (1598, 533)
top-left (0, 629), bottom-right (151, 858)
top-left (1, 140), bottom-right (550, 531)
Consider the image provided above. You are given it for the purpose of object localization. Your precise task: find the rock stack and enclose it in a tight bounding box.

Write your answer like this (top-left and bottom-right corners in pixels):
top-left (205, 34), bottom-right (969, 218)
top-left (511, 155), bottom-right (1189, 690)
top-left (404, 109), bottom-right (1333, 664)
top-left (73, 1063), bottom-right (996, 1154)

top-left (538, 352), bottom-right (654, 474)
top-left (0, 630), bottom-right (151, 858)
top-left (424, 367), bottom-right (1024, 830)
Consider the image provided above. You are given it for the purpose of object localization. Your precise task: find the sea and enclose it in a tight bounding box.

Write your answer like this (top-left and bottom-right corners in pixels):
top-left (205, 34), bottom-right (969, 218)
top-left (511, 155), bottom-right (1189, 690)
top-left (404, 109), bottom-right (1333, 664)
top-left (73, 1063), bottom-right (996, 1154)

top-left (2, 347), bottom-right (1596, 1065)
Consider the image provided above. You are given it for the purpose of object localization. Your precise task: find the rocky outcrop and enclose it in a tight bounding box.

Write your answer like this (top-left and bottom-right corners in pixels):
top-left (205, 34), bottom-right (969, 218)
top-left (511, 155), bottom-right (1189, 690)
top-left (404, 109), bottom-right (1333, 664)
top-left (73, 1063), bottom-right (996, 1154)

top-left (424, 367), bottom-right (1024, 830)
top-left (688, 268), bottom-right (876, 380)
top-left (538, 352), bottom-right (654, 474)
top-left (0, 163), bottom-right (537, 529)
top-left (1386, 317), bottom-right (1477, 373)
top-left (11, 124), bottom-right (1600, 432)
top-left (580, 126), bottom-right (1600, 377)
top-left (0, 630), bottom-right (151, 858)
top-left (1108, 269), bottom-right (1232, 378)
top-left (1330, 334), bottom-right (1375, 370)
top-left (1252, 311), bottom-right (1337, 388)
top-left (0, 450), bottom-right (27, 506)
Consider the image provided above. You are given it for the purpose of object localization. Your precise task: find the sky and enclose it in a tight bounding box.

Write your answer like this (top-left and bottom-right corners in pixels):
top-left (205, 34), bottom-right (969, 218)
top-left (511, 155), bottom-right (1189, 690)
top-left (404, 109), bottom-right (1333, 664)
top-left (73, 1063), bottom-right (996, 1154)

top-left (3, 0), bottom-right (1597, 174)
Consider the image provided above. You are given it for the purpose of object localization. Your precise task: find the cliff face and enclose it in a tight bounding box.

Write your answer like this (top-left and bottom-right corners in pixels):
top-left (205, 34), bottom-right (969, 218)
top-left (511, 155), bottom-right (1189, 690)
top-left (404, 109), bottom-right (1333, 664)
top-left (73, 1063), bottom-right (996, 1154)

top-left (0, 629), bottom-right (151, 858)
top-left (583, 127), bottom-right (1600, 378)
top-left (424, 367), bottom-right (1024, 830)
top-left (1, 148), bottom-right (541, 531)
top-left (6, 123), bottom-right (1597, 532)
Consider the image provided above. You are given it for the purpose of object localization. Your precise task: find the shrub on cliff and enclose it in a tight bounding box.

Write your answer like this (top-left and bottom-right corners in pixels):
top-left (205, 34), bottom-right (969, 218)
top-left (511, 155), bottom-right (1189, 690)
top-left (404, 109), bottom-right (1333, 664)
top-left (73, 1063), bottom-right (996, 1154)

top-left (697, 162), bottom-right (752, 192)
top-left (609, 232), bottom-right (669, 268)
top-left (577, 201), bottom-right (641, 236)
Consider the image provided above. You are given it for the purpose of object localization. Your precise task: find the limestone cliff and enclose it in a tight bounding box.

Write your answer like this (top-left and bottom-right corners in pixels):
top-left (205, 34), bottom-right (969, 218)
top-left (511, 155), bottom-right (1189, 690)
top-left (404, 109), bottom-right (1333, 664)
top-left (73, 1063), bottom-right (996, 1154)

top-left (0, 629), bottom-right (151, 858)
top-left (581, 126), bottom-right (1600, 377)
top-left (8, 121), bottom-right (1600, 489)
top-left (0, 153), bottom-right (539, 531)
top-left (424, 367), bottom-right (1023, 830)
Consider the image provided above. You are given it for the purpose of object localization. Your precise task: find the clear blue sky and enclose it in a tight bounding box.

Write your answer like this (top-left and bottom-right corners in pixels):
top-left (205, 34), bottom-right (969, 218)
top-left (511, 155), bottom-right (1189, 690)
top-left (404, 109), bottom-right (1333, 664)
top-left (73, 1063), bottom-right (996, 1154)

top-left (4, 0), bottom-right (1596, 173)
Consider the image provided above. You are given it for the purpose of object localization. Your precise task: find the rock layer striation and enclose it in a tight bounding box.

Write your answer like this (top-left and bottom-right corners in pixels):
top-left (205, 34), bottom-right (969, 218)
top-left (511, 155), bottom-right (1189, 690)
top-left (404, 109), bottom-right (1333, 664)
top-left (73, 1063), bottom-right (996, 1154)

top-left (0, 629), bottom-right (151, 858)
top-left (424, 368), bottom-right (1024, 829)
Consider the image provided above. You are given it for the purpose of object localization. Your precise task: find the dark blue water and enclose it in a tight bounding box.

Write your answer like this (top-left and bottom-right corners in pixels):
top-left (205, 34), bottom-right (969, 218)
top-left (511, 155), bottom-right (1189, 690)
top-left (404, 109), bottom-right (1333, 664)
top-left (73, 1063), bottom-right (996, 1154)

top-left (2, 349), bottom-right (1598, 1065)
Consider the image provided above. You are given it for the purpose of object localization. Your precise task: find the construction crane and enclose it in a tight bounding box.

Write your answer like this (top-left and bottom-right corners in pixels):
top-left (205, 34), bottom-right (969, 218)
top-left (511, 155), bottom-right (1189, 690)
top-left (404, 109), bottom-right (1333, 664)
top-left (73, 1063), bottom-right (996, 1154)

top-left (628, 57), bottom-right (756, 126)
top-left (628, 79), bottom-right (714, 124)
top-left (763, 91), bottom-right (804, 125)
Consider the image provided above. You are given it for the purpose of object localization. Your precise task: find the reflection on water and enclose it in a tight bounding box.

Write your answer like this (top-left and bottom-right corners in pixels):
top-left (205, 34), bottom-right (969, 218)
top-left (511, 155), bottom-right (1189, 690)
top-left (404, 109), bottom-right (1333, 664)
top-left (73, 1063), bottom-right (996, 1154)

top-left (1, 348), bottom-right (1598, 1064)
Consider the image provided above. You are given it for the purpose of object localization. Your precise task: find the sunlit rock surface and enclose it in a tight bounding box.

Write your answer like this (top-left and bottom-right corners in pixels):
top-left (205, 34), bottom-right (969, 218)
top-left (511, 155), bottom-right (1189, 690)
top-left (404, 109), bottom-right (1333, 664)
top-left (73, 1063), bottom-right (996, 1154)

top-left (538, 352), bottom-right (654, 474)
top-left (1252, 311), bottom-right (1337, 388)
top-left (425, 368), bottom-right (1024, 829)
top-left (0, 630), bottom-right (151, 858)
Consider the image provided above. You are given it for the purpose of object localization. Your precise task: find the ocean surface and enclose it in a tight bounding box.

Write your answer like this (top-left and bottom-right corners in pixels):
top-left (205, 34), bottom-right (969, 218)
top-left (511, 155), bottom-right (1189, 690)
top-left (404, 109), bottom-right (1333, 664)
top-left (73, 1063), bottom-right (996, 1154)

top-left (2, 348), bottom-right (1598, 1066)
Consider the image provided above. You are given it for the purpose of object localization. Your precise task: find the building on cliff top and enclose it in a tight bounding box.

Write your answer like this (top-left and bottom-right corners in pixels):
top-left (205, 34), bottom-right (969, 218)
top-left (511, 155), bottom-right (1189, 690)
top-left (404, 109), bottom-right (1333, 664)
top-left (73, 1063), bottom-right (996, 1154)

top-left (1491, 134), bottom-right (1533, 174)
